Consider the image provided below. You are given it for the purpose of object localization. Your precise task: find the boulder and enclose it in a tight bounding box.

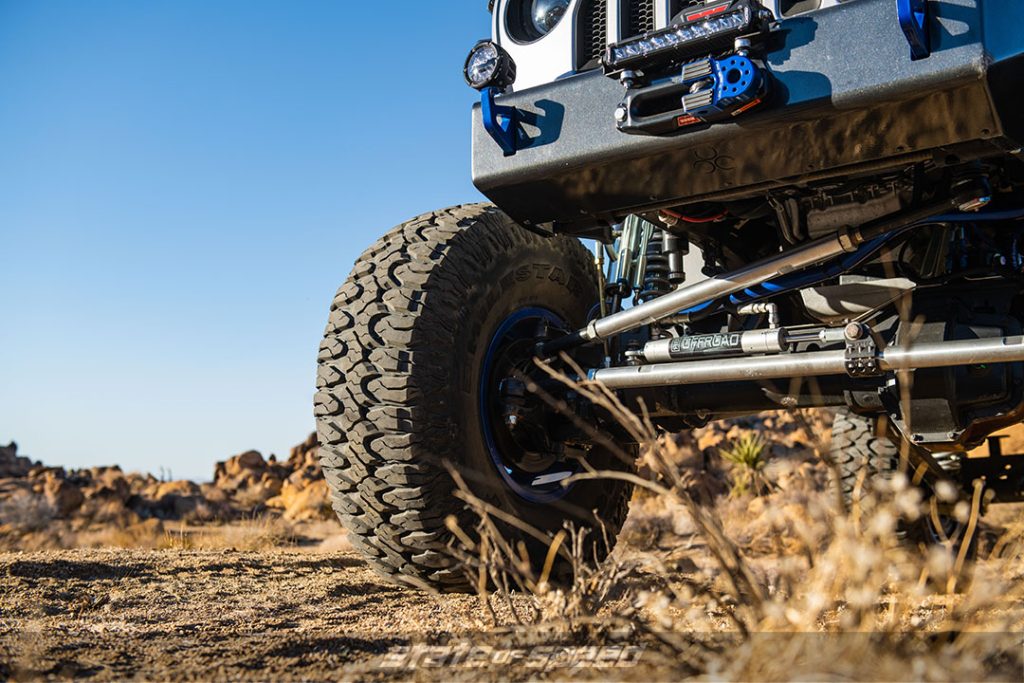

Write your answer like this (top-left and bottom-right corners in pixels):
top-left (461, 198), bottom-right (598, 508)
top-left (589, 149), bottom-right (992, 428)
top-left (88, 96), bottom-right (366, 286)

top-left (281, 433), bottom-right (320, 479)
top-left (0, 486), bottom-right (53, 533)
top-left (81, 497), bottom-right (140, 526)
top-left (83, 467), bottom-right (132, 503)
top-left (151, 480), bottom-right (202, 500)
top-left (0, 442), bottom-right (37, 478)
top-left (218, 450), bottom-right (267, 482)
top-left (237, 450), bottom-right (266, 470)
top-left (42, 473), bottom-right (84, 518)
top-left (267, 478), bottom-right (331, 522)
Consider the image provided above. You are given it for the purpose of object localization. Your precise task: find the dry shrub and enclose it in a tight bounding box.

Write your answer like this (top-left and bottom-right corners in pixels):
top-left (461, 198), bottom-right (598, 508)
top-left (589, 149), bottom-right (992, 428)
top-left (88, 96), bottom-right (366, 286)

top-left (72, 519), bottom-right (167, 549)
top-left (0, 491), bottom-right (55, 534)
top-left (443, 362), bottom-right (1024, 680)
top-left (160, 515), bottom-right (298, 551)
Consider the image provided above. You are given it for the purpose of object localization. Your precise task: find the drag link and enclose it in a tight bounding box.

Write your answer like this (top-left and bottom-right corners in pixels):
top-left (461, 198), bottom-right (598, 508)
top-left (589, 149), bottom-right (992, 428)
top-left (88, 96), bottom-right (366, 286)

top-left (591, 335), bottom-right (1024, 389)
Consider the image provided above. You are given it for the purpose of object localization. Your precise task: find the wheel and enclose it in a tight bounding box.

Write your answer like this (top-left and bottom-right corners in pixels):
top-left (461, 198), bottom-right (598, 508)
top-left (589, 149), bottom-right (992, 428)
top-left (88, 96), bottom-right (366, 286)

top-left (830, 409), bottom-right (977, 558)
top-left (315, 204), bottom-right (633, 592)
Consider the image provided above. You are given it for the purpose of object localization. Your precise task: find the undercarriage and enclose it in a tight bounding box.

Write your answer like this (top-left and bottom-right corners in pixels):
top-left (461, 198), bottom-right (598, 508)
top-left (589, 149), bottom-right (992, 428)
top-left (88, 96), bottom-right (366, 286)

top-left (541, 182), bottom-right (1024, 492)
top-left (316, 0), bottom-right (1024, 590)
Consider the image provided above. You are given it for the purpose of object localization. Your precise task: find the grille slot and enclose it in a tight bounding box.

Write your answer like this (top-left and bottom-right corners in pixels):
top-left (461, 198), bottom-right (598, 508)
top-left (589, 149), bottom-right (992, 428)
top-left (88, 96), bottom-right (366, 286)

top-left (626, 0), bottom-right (656, 38)
top-left (578, 0), bottom-right (608, 68)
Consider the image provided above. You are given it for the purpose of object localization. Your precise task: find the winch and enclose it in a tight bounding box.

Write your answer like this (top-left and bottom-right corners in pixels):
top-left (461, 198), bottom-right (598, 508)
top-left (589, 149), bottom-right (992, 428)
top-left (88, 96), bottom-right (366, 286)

top-left (607, 0), bottom-right (774, 135)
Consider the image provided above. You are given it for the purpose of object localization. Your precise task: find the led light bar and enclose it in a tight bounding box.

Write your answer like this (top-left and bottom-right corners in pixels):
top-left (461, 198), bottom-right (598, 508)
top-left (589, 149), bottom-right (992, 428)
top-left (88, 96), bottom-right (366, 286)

top-left (604, 0), bottom-right (768, 73)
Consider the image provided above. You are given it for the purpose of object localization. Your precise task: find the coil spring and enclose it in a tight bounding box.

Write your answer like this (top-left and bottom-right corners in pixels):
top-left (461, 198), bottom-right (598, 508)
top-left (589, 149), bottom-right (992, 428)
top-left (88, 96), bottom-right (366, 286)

top-left (638, 228), bottom-right (672, 302)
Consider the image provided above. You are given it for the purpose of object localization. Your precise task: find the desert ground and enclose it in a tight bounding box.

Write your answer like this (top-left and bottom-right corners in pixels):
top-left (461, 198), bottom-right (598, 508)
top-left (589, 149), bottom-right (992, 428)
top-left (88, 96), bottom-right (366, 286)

top-left (3, 414), bottom-right (1024, 681)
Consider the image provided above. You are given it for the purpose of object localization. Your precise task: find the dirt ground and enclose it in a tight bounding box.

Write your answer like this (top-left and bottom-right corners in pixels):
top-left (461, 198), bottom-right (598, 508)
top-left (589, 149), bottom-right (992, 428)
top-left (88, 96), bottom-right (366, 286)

top-left (4, 418), bottom-right (1024, 682)
top-left (0, 545), bottom-right (491, 681)
top-left (0, 543), bottom-right (680, 682)
top-left (2, 521), bottom-right (1022, 682)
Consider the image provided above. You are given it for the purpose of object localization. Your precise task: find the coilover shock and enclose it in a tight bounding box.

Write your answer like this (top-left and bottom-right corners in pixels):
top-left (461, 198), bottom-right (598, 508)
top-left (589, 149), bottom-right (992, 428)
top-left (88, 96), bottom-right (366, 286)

top-left (638, 228), bottom-right (671, 303)
top-left (639, 229), bottom-right (688, 302)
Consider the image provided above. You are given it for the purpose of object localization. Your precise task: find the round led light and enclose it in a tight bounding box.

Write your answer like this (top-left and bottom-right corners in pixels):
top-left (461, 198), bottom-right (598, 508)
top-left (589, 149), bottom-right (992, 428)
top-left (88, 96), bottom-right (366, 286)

top-left (466, 42), bottom-right (499, 87)
top-left (463, 40), bottom-right (517, 91)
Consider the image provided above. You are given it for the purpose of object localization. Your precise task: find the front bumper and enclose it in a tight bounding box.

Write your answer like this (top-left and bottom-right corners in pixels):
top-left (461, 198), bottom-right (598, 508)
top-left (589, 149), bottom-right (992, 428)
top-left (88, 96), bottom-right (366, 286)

top-left (471, 0), bottom-right (1024, 235)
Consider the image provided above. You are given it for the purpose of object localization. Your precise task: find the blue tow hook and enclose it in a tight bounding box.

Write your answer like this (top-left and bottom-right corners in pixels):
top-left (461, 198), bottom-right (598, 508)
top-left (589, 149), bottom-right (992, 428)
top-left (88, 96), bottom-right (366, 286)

top-left (481, 87), bottom-right (519, 156)
top-left (897, 0), bottom-right (931, 60)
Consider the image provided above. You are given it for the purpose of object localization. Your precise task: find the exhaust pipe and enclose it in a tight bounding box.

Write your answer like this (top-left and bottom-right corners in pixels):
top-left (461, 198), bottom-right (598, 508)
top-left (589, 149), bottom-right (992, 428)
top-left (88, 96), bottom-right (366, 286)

top-left (591, 335), bottom-right (1024, 389)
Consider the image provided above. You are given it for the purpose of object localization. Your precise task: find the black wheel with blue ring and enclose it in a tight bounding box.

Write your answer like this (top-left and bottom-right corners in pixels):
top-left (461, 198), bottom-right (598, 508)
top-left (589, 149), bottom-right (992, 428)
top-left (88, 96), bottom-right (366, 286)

top-left (480, 307), bottom-right (584, 504)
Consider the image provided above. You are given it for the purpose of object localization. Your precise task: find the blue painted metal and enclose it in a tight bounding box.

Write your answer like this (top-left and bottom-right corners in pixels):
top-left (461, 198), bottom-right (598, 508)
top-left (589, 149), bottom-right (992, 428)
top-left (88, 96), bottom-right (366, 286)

top-left (680, 54), bottom-right (765, 121)
top-left (897, 0), bottom-right (930, 60)
top-left (481, 87), bottom-right (519, 157)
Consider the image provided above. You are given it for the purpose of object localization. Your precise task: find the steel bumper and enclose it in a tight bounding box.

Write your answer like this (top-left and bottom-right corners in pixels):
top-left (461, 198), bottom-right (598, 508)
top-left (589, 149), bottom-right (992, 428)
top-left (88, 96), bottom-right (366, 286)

top-left (471, 0), bottom-right (1024, 234)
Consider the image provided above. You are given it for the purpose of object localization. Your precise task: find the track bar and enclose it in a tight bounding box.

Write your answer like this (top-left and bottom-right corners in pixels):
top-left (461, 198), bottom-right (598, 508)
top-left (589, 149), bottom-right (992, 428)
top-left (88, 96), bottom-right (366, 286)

top-left (591, 336), bottom-right (1024, 389)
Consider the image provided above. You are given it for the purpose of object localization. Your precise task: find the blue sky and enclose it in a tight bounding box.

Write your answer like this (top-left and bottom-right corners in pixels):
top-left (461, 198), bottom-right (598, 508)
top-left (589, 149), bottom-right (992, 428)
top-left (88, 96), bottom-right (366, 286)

top-left (0, 1), bottom-right (489, 481)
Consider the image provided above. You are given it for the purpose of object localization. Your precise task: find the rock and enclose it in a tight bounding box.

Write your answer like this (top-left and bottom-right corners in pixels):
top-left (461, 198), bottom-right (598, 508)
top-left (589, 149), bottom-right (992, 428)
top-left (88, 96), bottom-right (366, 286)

top-left (285, 433), bottom-right (320, 473)
top-left (236, 450), bottom-right (266, 471)
top-left (151, 480), bottom-right (201, 500)
top-left (82, 498), bottom-right (139, 526)
top-left (261, 434), bottom-right (328, 520)
top-left (200, 483), bottom-right (231, 505)
top-left (3, 431), bottom-right (330, 535)
top-left (260, 472), bottom-right (283, 497)
top-left (0, 486), bottom-right (53, 533)
top-left (0, 442), bottom-right (37, 478)
top-left (83, 467), bottom-right (132, 503)
top-left (125, 480), bottom-right (210, 521)
top-left (697, 431), bottom-right (725, 452)
top-left (267, 479), bottom-right (330, 522)
top-left (747, 496), bottom-right (767, 517)
top-left (42, 473), bottom-right (84, 518)
top-left (216, 450), bottom-right (272, 490)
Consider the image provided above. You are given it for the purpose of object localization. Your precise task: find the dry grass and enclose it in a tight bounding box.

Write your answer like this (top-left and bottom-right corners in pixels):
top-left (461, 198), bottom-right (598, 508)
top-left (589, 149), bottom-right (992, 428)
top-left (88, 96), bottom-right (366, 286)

top-left (440, 362), bottom-right (1024, 681)
top-left (160, 514), bottom-right (300, 551)
top-left (0, 512), bottom-right (303, 553)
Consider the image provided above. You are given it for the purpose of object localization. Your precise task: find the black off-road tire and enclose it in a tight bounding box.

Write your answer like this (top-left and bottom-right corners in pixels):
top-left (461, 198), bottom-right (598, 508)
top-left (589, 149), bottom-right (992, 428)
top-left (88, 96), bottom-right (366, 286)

top-left (831, 409), bottom-right (977, 559)
top-left (315, 204), bottom-right (632, 592)
top-left (831, 409), bottom-right (899, 507)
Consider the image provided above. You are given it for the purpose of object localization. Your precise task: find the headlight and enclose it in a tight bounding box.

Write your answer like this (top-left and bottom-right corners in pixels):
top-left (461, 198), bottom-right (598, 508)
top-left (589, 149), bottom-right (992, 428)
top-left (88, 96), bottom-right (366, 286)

top-left (507, 0), bottom-right (570, 43)
top-left (464, 40), bottom-right (518, 91)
